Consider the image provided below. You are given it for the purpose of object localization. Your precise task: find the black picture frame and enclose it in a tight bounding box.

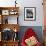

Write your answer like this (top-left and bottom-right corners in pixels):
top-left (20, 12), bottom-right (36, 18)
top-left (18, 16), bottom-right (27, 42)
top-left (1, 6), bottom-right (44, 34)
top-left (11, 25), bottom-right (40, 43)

top-left (24, 7), bottom-right (36, 21)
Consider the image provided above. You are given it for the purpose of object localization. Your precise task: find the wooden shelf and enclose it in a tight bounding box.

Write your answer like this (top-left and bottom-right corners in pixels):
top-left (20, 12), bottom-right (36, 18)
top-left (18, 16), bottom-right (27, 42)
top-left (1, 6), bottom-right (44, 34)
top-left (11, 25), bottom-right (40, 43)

top-left (0, 7), bottom-right (19, 46)
top-left (0, 40), bottom-right (19, 46)
top-left (0, 7), bottom-right (19, 10)
top-left (2, 40), bottom-right (19, 42)
top-left (0, 7), bottom-right (19, 16)
top-left (0, 24), bottom-right (20, 32)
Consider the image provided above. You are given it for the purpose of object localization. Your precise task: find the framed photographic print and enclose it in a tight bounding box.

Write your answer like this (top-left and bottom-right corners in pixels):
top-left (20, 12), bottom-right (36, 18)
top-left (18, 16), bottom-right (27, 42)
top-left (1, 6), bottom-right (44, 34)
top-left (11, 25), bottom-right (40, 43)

top-left (24, 7), bottom-right (36, 21)
top-left (2, 10), bottom-right (9, 15)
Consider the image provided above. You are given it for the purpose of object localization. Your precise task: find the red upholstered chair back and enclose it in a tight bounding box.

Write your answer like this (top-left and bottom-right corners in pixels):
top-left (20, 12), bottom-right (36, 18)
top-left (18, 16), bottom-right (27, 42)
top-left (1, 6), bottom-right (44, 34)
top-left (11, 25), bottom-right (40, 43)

top-left (21, 28), bottom-right (41, 46)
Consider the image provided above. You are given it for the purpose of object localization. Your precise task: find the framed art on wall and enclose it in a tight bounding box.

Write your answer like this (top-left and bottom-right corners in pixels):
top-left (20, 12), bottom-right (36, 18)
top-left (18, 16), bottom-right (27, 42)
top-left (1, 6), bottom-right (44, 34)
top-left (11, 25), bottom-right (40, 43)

top-left (24, 7), bottom-right (36, 21)
top-left (2, 10), bottom-right (9, 15)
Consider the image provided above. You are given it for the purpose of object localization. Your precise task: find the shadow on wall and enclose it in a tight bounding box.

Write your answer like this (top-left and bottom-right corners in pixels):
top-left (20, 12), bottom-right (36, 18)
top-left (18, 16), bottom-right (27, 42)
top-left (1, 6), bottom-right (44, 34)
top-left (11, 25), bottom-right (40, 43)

top-left (18, 26), bottom-right (43, 44)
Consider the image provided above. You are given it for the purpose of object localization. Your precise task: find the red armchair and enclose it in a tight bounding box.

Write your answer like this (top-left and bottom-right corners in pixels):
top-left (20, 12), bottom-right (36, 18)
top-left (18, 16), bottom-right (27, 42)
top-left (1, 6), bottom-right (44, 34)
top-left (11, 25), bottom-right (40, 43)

top-left (21, 28), bottom-right (41, 46)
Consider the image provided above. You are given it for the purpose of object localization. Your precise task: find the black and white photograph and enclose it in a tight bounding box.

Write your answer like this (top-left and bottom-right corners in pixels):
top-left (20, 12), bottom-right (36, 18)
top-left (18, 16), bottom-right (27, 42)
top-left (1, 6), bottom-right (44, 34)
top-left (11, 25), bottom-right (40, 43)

top-left (24, 7), bottom-right (36, 21)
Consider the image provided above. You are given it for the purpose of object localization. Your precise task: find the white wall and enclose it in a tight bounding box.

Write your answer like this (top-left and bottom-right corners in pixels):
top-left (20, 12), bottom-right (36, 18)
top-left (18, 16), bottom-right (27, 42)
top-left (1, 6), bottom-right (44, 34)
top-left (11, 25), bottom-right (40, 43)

top-left (0, 0), bottom-right (43, 26)
top-left (18, 0), bottom-right (44, 26)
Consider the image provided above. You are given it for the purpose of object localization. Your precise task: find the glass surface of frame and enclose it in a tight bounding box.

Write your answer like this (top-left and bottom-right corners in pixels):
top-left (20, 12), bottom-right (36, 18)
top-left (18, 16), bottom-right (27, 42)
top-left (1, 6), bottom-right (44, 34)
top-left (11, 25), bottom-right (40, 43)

top-left (24, 7), bottom-right (36, 21)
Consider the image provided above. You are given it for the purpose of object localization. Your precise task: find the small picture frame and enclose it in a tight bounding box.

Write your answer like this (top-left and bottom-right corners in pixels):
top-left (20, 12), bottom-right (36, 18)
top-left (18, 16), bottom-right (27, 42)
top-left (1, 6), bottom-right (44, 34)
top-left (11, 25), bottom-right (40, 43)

top-left (24, 7), bottom-right (36, 21)
top-left (2, 10), bottom-right (9, 15)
